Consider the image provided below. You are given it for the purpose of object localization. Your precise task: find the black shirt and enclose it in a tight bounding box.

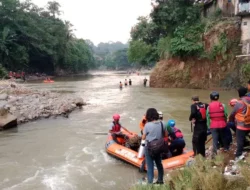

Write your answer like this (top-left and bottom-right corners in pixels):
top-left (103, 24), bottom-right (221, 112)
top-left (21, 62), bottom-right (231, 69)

top-left (189, 102), bottom-right (208, 122)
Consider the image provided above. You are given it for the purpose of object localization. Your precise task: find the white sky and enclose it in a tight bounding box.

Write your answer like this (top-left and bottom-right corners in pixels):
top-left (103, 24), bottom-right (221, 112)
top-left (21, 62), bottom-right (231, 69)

top-left (30, 0), bottom-right (152, 45)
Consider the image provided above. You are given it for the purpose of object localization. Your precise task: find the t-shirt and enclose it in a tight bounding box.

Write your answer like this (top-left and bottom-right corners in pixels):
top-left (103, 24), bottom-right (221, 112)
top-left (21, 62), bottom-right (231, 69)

top-left (143, 121), bottom-right (165, 143)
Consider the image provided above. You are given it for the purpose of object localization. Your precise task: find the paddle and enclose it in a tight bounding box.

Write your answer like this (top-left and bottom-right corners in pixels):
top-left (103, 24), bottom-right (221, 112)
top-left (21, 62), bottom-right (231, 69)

top-left (94, 132), bottom-right (108, 135)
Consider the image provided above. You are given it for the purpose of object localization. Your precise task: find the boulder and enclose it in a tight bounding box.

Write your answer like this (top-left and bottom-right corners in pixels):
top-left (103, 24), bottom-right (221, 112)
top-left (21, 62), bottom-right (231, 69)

top-left (0, 93), bottom-right (8, 100)
top-left (0, 101), bottom-right (7, 108)
top-left (0, 109), bottom-right (17, 130)
top-left (73, 97), bottom-right (85, 106)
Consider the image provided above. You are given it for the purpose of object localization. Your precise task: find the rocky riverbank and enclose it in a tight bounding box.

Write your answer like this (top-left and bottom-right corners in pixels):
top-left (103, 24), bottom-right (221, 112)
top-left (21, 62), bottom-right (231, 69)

top-left (0, 80), bottom-right (85, 128)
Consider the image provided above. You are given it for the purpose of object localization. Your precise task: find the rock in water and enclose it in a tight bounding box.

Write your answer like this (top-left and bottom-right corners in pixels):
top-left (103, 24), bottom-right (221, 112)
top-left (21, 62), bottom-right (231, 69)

top-left (73, 97), bottom-right (85, 106)
top-left (0, 93), bottom-right (8, 100)
top-left (0, 108), bottom-right (17, 130)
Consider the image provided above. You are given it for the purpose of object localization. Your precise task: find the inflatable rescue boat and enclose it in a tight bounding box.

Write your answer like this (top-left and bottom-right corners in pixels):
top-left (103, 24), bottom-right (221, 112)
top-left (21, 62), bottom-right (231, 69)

top-left (105, 130), bottom-right (194, 171)
top-left (43, 80), bottom-right (54, 83)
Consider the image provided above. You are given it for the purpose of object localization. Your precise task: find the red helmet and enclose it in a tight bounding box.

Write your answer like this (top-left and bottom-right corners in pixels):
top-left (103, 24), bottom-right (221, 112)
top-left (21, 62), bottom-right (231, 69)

top-left (113, 114), bottom-right (120, 120)
top-left (229, 99), bottom-right (238, 107)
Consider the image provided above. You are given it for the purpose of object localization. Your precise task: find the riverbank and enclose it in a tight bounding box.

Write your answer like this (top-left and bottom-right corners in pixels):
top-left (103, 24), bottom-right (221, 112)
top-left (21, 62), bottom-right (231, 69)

top-left (132, 135), bottom-right (250, 190)
top-left (0, 80), bottom-right (85, 127)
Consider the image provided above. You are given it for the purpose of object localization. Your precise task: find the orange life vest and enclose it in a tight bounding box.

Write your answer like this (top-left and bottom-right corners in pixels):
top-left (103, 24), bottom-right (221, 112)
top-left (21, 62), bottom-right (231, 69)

top-left (139, 116), bottom-right (147, 130)
top-left (235, 97), bottom-right (250, 126)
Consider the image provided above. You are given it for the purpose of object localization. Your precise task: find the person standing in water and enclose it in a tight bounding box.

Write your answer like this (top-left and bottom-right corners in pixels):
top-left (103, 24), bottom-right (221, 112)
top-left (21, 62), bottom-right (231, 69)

top-left (143, 78), bottom-right (148, 87)
top-left (129, 79), bottom-right (132, 86)
top-left (119, 82), bottom-right (123, 89)
top-left (125, 79), bottom-right (128, 86)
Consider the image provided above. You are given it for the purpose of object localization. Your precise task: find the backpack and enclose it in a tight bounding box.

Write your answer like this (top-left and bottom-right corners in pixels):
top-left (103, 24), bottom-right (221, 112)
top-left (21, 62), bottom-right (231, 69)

top-left (196, 104), bottom-right (206, 120)
top-left (147, 122), bottom-right (168, 157)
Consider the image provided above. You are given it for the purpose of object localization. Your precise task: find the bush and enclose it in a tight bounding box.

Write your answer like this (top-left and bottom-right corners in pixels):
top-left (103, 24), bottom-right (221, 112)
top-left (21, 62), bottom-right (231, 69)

top-left (170, 23), bottom-right (205, 57)
top-left (0, 64), bottom-right (7, 78)
top-left (132, 155), bottom-right (250, 190)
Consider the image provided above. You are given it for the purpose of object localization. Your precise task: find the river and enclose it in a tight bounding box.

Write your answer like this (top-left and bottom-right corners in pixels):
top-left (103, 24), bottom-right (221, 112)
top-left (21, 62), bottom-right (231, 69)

top-left (0, 72), bottom-right (238, 190)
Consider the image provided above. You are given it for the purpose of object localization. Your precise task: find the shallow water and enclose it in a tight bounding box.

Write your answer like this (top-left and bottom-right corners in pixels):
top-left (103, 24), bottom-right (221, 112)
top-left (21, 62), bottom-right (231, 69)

top-left (0, 72), bottom-right (238, 190)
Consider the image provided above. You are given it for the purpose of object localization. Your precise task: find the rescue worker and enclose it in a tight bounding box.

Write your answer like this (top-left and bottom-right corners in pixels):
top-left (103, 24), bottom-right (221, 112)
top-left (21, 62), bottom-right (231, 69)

top-left (143, 78), bottom-right (148, 87)
top-left (167, 120), bottom-right (186, 156)
top-left (158, 112), bottom-right (175, 158)
top-left (109, 114), bottom-right (132, 144)
top-left (229, 87), bottom-right (250, 159)
top-left (139, 115), bottom-right (147, 135)
top-left (129, 79), bottom-right (132, 86)
top-left (158, 111), bottom-right (174, 137)
top-left (189, 96), bottom-right (208, 157)
top-left (207, 91), bottom-right (229, 155)
top-left (228, 99), bottom-right (238, 133)
top-left (125, 79), bottom-right (128, 86)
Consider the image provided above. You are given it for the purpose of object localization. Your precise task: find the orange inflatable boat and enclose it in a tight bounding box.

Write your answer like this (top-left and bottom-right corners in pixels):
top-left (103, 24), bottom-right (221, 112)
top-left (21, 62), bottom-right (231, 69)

top-left (43, 80), bottom-right (54, 83)
top-left (105, 130), bottom-right (194, 171)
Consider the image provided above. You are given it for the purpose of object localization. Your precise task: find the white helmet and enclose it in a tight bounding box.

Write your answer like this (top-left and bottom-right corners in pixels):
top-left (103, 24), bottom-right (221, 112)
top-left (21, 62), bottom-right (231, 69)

top-left (158, 111), bottom-right (163, 119)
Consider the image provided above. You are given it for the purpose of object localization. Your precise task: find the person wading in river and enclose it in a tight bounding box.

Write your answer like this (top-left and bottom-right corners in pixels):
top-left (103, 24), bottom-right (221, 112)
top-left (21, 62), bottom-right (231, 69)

top-left (189, 96), bottom-right (208, 157)
top-left (142, 108), bottom-right (168, 184)
top-left (143, 78), bottom-right (148, 87)
top-left (129, 79), bottom-right (132, 86)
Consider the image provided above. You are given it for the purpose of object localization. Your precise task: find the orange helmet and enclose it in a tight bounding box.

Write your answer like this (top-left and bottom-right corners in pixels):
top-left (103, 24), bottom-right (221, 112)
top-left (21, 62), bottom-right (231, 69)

top-left (113, 114), bottom-right (120, 120)
top-left (229, 99), bottom-right (238, 107)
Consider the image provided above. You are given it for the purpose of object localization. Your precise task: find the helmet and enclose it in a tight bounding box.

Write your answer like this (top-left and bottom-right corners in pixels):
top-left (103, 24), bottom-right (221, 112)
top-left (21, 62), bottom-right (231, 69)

top-left (158, 111), bottom-right (163, 119)
top-left (229, 99), bottom-right (238, 107)
top-left (113, 114), bottom-right (120, 120)
top-left (210, 91), bottom-right (219, 100)
top-left (168, 119), bottom-right (175, 127)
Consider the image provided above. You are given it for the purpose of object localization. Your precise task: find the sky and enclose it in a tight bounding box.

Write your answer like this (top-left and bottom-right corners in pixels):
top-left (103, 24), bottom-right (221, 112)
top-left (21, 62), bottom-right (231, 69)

top-left (30, 0), bottom-right (152, 45)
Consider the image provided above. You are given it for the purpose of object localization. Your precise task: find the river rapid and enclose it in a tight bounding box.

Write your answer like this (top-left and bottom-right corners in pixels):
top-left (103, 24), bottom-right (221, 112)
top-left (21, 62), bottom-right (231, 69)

top-left (0, 72), bottom-right (238, 190)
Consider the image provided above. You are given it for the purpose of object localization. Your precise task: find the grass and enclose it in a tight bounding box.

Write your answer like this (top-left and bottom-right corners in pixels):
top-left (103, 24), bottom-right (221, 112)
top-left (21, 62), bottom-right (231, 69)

top-left (132, 155), bottom-right (250, 190)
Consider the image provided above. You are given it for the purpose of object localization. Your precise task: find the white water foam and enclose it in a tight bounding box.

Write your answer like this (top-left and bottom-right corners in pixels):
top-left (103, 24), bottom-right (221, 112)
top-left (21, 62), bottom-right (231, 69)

top-left (3, 169), bottom-right (42, 190)
top-left (82, 147), bottom-right (93, 155)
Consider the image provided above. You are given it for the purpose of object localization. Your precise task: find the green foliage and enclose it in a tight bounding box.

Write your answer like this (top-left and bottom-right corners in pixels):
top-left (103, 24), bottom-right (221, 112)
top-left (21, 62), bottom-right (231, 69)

top-left (104, 49), bottom-right (131, 70)
top-left (0, 64), bottom-right (7, 78)
top-left (128, 0), bottom-right (204, 63)
top-left (0, 0), bottom-right (95, 74)
top-left (157, 36), bottom-right (171, 59)
top-left (85, 40), bottom-right (130, 69)
top-left (208, 33), bottom-right (228, 61)
top-left (128, 40), bottom-right (153, 65)
top-left (170, 23), bottom-right (205, 57)
top-left (132, 155), bottom-right (250, 190)
top-left (241, 63), bottom-right (250, 82)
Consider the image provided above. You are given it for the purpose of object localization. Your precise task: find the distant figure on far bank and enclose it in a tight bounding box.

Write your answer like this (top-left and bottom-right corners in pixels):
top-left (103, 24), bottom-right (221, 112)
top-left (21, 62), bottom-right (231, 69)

top-left (125, 79), bottom-right (128, 86)
top-left (119, 81), bottom-right (123, 89)
top-left (143, 78), bottom-right (148, 87)
top-left (129, 79), bottom-right (132, 86)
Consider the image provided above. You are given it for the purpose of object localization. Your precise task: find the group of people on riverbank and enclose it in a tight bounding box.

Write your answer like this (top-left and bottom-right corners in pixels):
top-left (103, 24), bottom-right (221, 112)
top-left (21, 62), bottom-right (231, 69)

top-left (109, 81), bottom-right (250, 185)
top-left (190, 84), bottom-right (250, 161)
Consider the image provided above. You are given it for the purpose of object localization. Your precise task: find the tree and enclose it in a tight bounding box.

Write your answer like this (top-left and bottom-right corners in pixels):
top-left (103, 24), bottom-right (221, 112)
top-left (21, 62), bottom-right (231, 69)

top-left (128, 40), bottom-right (153, 65)
top-left (0, 0), bottom-right (95, 74)
top-left (47, 1), bottom-right (61, 18)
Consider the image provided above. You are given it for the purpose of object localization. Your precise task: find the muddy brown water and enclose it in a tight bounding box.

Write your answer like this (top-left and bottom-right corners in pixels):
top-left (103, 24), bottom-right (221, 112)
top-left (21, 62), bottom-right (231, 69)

top-left (0, 72), bottom-right (238, 190)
